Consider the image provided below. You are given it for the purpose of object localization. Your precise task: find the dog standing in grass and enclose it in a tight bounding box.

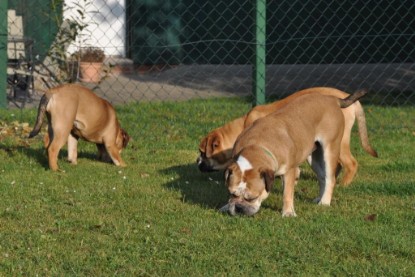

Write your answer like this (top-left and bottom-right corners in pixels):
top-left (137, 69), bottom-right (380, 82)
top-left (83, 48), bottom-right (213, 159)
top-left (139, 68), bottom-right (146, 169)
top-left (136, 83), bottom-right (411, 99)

top-left (222, 90), bottom-right (368, 217)
top-left (198, 87), bottom-right (377, 186)
top-left (29, 84), bottom-right (129, 171)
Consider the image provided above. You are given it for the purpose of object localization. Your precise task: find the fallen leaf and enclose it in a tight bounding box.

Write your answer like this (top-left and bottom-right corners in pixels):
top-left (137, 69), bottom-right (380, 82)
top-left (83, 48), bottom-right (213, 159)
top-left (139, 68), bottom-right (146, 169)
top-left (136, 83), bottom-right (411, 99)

top-left (364, 214), bottom-right (377, 222)
top-left (181, 227), bottom-right (191, 234)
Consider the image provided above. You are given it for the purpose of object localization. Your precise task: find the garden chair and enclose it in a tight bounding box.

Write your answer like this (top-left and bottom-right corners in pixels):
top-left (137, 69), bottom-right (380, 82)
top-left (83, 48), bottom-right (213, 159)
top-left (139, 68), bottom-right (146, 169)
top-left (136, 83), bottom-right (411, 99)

top-left (7, 9), bottom-right (34, 108)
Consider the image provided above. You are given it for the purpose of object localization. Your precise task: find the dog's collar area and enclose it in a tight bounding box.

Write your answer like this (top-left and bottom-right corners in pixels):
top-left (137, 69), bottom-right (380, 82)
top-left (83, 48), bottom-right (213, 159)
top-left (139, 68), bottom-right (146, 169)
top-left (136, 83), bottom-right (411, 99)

top-left (259, 146), bottom-right (278, 171)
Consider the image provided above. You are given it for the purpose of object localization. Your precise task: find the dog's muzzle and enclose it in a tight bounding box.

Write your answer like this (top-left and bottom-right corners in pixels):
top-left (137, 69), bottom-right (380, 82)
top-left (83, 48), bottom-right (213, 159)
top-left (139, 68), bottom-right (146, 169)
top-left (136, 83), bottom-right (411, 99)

top-left (219, 200), bottom-right (259, 217)
top-left (196, 156), bottom-right (217, 172)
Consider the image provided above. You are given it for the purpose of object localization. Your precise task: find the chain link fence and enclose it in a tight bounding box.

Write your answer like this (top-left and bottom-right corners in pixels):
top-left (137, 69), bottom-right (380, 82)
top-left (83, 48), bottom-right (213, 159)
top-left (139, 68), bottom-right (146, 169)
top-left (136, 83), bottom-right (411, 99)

top-left (3, 0), bottom-right (415, 108)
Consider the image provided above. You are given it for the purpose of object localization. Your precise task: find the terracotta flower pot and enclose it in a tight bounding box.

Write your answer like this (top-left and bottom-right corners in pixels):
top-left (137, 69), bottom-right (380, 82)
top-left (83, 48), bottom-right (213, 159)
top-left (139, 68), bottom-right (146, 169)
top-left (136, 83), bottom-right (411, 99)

top-left (79, 62), bottom-right (103, 83)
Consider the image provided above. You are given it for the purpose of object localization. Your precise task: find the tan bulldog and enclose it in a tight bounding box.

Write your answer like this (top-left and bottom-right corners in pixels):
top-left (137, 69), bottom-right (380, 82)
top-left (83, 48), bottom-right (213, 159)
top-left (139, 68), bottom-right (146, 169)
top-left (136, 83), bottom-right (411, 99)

top-left (221, 90), bottom-right (368, 217)
top-left (29, 84), bottom-right (130, 171)
top-left (197, 87), bottom-right (377, 185)
top-left (197, 115), bottom-right (246, 172)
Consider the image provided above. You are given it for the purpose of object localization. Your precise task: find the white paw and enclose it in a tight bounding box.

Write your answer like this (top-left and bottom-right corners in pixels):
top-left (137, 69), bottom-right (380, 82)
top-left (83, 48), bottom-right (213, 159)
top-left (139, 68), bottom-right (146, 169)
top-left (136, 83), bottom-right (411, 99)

top-left (282, 210), bottom-right (297, 217)
top-left (318, 200), bottom-right (331, 206)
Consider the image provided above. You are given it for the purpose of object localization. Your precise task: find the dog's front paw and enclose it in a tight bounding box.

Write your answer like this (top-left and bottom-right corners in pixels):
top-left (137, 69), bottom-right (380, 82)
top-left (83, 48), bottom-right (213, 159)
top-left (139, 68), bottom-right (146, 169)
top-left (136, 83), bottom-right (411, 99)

top-left (67, 158), bottom-right (77, 165)
top-left (317, 200), bottom-right (331, 206)
top-left (282, 210), bottom-right (297, 217)
top-left (114, 159), bottom-right (127, 167)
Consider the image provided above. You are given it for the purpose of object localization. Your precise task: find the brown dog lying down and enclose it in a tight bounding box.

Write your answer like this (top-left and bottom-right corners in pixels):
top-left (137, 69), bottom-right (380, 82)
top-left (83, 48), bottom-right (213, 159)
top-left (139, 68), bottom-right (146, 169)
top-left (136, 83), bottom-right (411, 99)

top-left (197, 87), bottom-right (377, 185)
top-left (29, 84), bottom-right (130, 171)
top-left (221, 91), bottom-right (367, 217)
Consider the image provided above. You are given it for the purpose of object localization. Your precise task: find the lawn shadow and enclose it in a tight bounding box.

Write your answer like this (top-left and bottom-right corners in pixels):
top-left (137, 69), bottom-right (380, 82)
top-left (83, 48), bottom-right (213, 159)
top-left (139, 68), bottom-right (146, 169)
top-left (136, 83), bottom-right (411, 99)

top-left (5, 144), bottom-right (108, 170)
top-left (0, 145), bottom-right (49, 169)
top-left (160, 162), bottom-right (325, 212)
top-left (160, 163), bottom-right (229, 210)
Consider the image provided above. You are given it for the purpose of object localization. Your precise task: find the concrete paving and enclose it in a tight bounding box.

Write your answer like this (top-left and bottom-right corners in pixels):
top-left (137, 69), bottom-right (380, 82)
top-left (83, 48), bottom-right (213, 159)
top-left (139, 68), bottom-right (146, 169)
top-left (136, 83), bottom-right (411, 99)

top-left (7, 63), bottom-right (415, 109)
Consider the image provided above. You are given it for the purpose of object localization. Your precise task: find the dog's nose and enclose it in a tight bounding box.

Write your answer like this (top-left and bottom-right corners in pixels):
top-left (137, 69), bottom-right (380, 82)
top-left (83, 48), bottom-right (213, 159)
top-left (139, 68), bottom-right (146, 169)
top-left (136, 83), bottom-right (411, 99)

top-left (235, 204), bottom-right (245, 214)
top-left (233, 203), bottom-right (257, 216)
top-left (197, 160), bottom-right (216, 172)
top-left (197, 161), bottom-right (208, 172)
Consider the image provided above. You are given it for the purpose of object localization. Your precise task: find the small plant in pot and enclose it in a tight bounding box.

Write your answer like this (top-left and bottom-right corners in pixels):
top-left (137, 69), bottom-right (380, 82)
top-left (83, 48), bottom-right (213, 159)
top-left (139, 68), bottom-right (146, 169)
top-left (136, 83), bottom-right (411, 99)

top-left (75, 47), bottom-right (105, 83)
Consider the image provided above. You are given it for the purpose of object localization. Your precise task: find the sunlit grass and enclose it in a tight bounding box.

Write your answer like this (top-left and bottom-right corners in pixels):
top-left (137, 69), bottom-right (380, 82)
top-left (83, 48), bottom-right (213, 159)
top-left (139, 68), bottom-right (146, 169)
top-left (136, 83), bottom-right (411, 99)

top-left (0, 99), bottom-right (414, 275)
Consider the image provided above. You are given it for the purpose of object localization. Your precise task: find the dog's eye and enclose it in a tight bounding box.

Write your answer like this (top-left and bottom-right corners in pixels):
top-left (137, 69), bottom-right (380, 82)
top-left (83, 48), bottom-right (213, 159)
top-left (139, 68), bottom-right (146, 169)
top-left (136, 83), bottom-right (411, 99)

top-left (244, 196), bottom-right (257, 203)
top-left (243, 193), bottom-right (257, 202)
top-left (231, 191), bottom-right (243, 198)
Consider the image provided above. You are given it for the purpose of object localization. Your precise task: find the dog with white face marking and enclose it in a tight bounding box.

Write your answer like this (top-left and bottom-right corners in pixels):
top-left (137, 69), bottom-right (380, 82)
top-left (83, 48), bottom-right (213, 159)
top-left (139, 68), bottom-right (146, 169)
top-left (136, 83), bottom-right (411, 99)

top-left (222, 90), bottom-right (368, 217)
top-left (198, 87), bottom-right (377, 186)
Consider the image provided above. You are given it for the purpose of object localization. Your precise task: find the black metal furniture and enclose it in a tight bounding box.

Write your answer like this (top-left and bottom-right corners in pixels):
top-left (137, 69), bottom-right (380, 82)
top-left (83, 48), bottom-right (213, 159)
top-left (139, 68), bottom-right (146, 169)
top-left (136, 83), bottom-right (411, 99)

top-left (7, 36), bottom-right (35, 108)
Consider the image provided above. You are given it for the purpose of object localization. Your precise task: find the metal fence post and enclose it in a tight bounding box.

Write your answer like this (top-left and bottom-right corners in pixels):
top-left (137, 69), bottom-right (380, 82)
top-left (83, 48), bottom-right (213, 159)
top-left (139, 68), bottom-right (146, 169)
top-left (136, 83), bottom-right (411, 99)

top-left (253, 0), bottom-right (266, 106)
top-left (0, 0), bottom-right (7, 108)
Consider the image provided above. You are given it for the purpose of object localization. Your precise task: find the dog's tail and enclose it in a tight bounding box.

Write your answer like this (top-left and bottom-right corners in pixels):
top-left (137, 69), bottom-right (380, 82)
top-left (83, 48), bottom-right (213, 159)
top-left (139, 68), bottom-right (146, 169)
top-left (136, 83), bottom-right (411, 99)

top-left (339, 89), bottom-right (368, 108)
top-left (354, 101), bottom-right (378, 157)
top-left (28, 94), bottom-right (50, 138)
top-left (339, 89), bottom-right (378, 158)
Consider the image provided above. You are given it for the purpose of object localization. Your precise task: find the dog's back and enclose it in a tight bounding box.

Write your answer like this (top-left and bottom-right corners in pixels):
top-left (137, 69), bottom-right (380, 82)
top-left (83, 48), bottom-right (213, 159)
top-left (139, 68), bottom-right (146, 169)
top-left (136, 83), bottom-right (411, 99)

top-left (244, 87), bottom-right (350, 128)
top-left (233, 94), bottom-right (347, 163)
top-left (29, 84), bottom-right (117, 138)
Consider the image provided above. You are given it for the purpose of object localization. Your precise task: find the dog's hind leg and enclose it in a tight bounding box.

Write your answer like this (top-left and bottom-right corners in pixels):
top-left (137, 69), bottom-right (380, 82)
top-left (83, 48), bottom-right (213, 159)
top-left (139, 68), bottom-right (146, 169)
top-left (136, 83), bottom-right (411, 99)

top-left (338, 106), bottom-right (358, 186)
top-left (43, 133), bottom-right (50, 149)
top-left (67, 134), bottom-right (79, 164)
top-left (47, 124), bottom-right (72, 171)
top-left (318, 142), bottom-right (341, 206)
top-left (308, 143), bottom-right (326, 203)
top-left (43, 118), bottom-right (53, 149)
top-left (338, 135), bottom-right (358, 186)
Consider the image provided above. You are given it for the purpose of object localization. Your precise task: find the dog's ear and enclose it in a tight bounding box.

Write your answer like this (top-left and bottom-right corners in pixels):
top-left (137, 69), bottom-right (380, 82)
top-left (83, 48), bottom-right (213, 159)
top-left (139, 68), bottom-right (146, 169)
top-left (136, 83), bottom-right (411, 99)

top-left (204, 133), bottom-right (221, 157)
top-left (261, 169), bottom-right (275, 192)
top-left (212, 135), bottom-right (221, 150)
top-left (224, 162), bottom-right (238, 185)
top-left (199, 137), bottom-right (207, 153)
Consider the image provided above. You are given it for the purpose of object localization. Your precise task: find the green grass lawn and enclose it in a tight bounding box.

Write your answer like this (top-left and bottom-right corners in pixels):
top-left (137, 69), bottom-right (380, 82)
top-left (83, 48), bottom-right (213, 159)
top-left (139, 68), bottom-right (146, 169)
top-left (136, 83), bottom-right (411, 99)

top-left (0, 98), bottom-right (414, 276)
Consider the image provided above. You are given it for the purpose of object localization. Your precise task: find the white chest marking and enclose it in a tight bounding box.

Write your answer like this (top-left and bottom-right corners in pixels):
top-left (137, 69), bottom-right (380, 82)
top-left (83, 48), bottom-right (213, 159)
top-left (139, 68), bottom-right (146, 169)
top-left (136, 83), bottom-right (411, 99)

top-left (237, 155), bottom-right (253, 173)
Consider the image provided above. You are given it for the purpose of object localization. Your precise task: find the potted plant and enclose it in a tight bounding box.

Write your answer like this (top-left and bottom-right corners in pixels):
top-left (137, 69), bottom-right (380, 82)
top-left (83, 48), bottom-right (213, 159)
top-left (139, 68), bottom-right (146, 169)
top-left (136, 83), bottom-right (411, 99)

top-left (75, 47), bottom-right (105, 83)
